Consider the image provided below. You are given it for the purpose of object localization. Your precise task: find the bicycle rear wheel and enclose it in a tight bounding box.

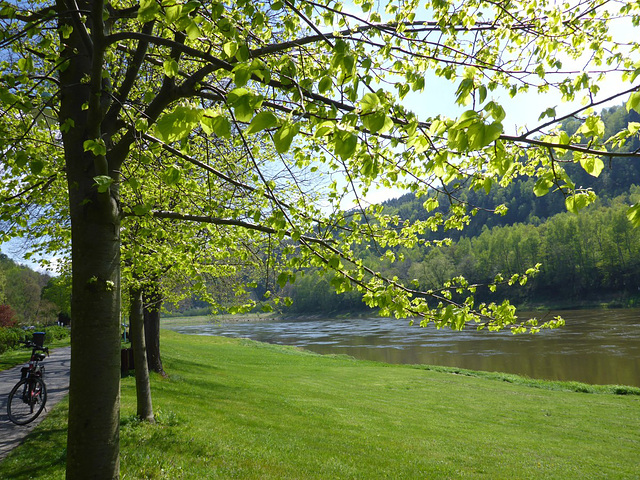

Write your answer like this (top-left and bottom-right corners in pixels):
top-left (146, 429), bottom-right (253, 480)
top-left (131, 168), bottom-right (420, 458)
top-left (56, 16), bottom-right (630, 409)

top-left (7, 377), bottom-right (47, 425)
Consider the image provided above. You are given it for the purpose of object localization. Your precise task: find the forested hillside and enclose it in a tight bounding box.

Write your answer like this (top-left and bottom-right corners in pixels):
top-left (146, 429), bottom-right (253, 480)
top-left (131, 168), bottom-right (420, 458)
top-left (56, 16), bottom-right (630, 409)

top-left (0, 253), bottom-right (69, 326)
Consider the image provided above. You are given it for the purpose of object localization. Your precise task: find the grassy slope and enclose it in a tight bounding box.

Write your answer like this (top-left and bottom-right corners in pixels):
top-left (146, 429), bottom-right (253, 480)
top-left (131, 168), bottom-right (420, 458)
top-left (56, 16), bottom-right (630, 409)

top-left (1, 331), bottom-right (639, 479)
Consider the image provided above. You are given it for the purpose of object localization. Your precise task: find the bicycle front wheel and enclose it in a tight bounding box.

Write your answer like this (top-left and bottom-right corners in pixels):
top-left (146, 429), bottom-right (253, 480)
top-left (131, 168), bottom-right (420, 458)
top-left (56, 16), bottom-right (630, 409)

top-left (7, 377), bottom-right (47, 425)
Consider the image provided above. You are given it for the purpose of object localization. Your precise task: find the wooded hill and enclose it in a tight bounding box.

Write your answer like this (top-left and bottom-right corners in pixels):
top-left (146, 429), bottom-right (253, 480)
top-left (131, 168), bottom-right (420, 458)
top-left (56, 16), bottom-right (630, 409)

top-left (0, 253), bottom-right (69, 326)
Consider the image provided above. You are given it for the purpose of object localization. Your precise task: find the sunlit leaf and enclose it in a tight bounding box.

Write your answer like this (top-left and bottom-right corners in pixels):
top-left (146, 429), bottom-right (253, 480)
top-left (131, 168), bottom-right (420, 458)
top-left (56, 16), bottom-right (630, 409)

top-left (245, 111), bottom-right (279, 135)
top-left (272, 122), bottom-right (300, 153)
top-left (579, 155), bottom-right (604, 177)
top-left (627, 204), bottom-right (640, 228)
top-left (156, 106), bottom-right (202, 143)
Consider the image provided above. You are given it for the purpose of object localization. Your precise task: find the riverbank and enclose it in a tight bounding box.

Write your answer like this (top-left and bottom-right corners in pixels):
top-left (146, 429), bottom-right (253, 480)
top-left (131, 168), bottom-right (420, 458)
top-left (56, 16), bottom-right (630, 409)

top-left (161, 296), bottom-right (640, 326)
top-left (1, 331), bottom-right (639, 478)
top-left (160, 311), bottom-right (378, 325)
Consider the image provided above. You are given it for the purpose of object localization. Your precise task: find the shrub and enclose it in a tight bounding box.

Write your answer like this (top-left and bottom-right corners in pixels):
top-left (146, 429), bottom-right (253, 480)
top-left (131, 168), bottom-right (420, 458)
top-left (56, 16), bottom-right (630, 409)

top-left (0, 304), bottom-right (17, 327)
top-left (0, 327), bottom-right (25, 354)
top-left (42, 325), bottom-right (70, 342)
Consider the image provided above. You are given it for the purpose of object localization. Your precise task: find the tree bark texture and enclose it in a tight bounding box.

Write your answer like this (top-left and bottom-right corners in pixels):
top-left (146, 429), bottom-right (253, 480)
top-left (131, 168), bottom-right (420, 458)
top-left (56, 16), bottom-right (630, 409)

top-left (129, 288), bottom-right (155, 422)
top-left (59, 1), bottom-right (121, 477)
top-left (143, 287), bottom-right (165, 375)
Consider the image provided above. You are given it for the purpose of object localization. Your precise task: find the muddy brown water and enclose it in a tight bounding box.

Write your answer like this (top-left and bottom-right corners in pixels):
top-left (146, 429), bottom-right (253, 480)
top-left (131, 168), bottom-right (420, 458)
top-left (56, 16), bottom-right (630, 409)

top-left (166, 308), bottom-right (640, 387)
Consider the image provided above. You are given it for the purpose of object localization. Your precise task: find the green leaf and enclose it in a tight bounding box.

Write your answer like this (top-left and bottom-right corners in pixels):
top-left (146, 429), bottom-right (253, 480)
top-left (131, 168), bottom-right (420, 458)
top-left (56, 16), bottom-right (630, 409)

top-left (163, 59), bottom-right (179, 78)
top-left (227, 88), bottom-right (259, 122)
top-left (161, 166), bottom-right (181, 185)
top-left (318, 76), bottom-right (332, 93)
top-left (468, 121), bottom-right (502, 149)
top-left (165, 4), bottom-right (183, 23)
top-left (565, 192), bottom-right (591, 214)
top-left (236, 44), bottom-right (250, 62)
top-left (359, 92), bottom-right (380, 113)
top-left (83, 139), bottom-right (107, 156)
top-left (185, 19), bottom-right (201, 40)
top-left (135, 118), bottom-right (149, 132)
top-left (17, 56), bottom-right (33, 73)
top-left (455, 78), bottom-right (474, 106)
top-left (627, 204), bottom-right (640, 228)
top-left (201, 111), bottom-right (231, 138)
top-left (233, 65), bottom-right (251, 87)
top-left (362, 111), bottom-right (387, 133)
top-left (334, 129), bottom-right (358, 160)
top-left (277, 272), bottom-right (289, 288)
top-left (328, 256), bottom-right (341, 269)
top-left (533, 176), bottom-right (553, 197)
top-left (93, 175), bottom-right (114, 193)
top-left (483, 102), bottom-right (506, 122)
top-left (626, 91), bottom-right (640, 114)
top-left (579, 155), bottom-right (604, 177)
top-left (29, 159), bottom-right (44, 175)
top-left (478, 85), bottom-right (487, 103)
top-left (314, 121), bottom-right (334, 138)
top-left (138, 0), bottom-right (160, 22)
top-left (538, 107), bottom-right (557, 121)
top-left (245, 111), bottom-right (279, 135)
top-left (223, 41), bottom-right (237, 58)
top-left (577, 116), bottom-right (605, 139)
top-left (454, 110), bottom-right (480, 129)
top-left (156, 106), bottom-right (202, 143)
top-left (273, 122), bottom-right (300, 153)
top-left (133, 204), bottom-right (152, 216)
top-left (418, 197), bottom-right (436, 213)
top-left (15, 151), bottom-right (28, 168)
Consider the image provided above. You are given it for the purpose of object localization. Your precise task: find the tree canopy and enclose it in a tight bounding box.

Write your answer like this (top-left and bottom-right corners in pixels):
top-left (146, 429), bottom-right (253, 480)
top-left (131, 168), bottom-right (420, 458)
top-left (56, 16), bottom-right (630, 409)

top-left (2, 0), bottom-right (640, 476)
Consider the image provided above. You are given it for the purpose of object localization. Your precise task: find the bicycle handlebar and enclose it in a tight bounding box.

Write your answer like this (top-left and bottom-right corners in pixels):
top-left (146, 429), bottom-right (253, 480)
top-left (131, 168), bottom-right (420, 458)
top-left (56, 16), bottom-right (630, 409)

top-left (22, 340), bottom-right (49, 355)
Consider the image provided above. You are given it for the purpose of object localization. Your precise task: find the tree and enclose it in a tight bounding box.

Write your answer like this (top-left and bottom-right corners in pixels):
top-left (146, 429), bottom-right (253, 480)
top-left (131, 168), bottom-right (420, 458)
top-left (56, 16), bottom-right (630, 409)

top-left (42, 274), bottom-right (72, 318)
top-left (128, 285), bottom-right (155, 422)
top-left (0, 303), bottom-right (16, 327)
top-left (2, 0), bottom-right (640, 477)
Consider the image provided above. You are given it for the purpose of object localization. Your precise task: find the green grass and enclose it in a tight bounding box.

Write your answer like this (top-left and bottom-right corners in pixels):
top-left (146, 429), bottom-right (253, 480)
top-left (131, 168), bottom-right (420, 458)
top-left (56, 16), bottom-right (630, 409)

top-left (0, 338), bottom-right (71, 372)
top-left (1, 331), bottom-right (639, 479)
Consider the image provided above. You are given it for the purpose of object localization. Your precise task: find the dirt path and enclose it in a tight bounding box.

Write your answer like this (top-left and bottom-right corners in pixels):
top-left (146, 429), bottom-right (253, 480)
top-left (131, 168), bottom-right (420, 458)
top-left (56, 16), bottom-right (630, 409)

top-left (0, 346), bottom-right (71, 461)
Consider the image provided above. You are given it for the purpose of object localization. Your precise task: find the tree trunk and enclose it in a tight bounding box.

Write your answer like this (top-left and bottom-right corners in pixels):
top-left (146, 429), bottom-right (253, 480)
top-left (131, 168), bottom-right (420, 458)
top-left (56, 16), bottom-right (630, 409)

top-left (143, 286), bottom-right (166, 376)
top-left (59, 1), bottom-right (121, 477)
top-left (129, 287), bottom-right (155, 422)
top-left (65, 202), bottom-right (121, 480)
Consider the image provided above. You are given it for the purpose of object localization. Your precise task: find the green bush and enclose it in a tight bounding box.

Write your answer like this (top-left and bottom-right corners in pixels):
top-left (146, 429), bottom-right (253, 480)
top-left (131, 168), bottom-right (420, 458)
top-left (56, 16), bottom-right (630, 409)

top-left (0, 327), bottom-right (26, 354)
top-left (42, 325), bottom-right (70, 342)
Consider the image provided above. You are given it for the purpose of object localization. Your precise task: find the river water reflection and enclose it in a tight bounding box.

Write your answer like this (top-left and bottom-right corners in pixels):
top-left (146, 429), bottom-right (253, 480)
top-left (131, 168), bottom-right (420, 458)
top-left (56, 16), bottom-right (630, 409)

top-left (166, 308), bottom-right (640, 387)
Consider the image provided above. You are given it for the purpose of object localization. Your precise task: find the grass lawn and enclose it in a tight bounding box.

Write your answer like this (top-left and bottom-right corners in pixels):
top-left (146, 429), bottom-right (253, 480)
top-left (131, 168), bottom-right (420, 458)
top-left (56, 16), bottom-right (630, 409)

top-left (1, 330), bottom-right (639, 479)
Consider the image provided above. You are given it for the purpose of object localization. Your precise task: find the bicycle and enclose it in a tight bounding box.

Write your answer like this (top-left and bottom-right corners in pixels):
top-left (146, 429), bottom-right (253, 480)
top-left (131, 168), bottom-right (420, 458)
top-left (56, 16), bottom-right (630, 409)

top-left (7, 338), bottom-right (49, 425)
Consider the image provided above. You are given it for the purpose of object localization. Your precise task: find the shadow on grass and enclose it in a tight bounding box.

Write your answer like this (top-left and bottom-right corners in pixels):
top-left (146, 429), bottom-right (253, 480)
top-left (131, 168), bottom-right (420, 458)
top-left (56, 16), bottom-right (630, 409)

top-left (0, 426), bottom-right (67, 479)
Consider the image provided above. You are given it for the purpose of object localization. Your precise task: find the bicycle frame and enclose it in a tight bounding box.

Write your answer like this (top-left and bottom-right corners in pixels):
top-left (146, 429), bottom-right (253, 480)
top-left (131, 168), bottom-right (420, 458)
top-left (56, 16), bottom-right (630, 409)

top-left (7, 340), bottom-right (49, 425)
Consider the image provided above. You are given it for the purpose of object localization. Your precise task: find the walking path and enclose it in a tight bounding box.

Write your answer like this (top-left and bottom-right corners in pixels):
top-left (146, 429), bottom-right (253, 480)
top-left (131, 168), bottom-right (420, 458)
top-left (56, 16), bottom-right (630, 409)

top-left (0, 347), bottom-right (71, 461)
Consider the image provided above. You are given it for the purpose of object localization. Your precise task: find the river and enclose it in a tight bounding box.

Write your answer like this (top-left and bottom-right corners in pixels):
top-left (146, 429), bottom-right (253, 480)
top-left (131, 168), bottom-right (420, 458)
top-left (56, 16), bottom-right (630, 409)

top-left (166, 308), bottom-right (640, 387)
